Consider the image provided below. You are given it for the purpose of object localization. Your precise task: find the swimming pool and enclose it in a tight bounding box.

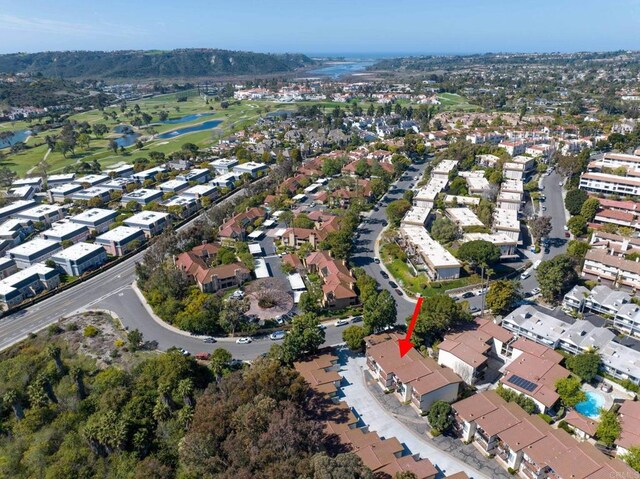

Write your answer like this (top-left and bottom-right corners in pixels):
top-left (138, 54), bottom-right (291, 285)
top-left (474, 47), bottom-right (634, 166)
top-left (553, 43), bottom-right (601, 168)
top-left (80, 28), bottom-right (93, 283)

top-left (575, 391), bottom-right (605, 418)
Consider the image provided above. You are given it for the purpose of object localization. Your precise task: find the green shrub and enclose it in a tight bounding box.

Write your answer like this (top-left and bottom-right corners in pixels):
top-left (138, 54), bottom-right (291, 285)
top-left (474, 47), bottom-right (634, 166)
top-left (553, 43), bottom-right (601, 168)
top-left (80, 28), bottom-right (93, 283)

top-left (539, 413), bottom-right (553, 424)
top-left (83, 325), bottom-right (99, 337)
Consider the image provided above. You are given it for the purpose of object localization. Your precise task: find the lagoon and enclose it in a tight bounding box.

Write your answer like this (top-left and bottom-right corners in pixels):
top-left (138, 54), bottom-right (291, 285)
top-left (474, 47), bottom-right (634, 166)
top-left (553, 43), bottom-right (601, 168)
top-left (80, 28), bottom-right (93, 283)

top-left (160, 113), bottom-right (214, 125)
top-left (0, 129), bottom-right (32, 149)
top-left (157, 119), bottom-right (223, 139)
top-left (308, 60), bottom-right (376, 79)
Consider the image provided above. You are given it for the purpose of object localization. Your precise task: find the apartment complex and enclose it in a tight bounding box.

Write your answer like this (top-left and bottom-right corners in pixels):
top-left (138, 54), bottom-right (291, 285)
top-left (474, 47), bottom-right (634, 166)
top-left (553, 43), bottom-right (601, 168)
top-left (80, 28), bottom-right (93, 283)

top-left (399, 224), bottom-right (461, 280)
top-left (453, 391), bottom-right (635, 479)
top-left (365, 333), bottom-right (462, 414)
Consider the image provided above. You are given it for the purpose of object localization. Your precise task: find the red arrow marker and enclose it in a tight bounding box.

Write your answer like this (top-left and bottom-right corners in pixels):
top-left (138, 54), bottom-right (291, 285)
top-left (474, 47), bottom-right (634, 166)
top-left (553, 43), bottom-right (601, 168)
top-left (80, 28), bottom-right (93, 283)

top-left (398, 296), bottom-right (424, 357)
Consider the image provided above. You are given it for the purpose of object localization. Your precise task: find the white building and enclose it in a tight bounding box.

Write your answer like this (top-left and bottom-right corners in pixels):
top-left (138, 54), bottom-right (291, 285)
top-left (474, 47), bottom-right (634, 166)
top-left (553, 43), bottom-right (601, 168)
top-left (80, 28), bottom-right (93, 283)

top-left (15, 204), bottom-right (64, 226)
top-left (51, 242), bottom-right (108, 276)
top-left (6, 238), bottom-right (62, 269)
top-left (445, 207), bottom-right (484, 228)
top-left (69, 208), bottom-right (119, 233)
top-left (124, 211), bottom-right (170, 238)
top-left (399, 225), bottom-right (461, 280)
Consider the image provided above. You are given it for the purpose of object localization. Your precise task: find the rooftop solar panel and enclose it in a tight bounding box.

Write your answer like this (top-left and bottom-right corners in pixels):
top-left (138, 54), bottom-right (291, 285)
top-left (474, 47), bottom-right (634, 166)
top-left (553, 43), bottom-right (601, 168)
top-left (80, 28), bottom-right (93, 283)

top-left (507, 374), bottom-right (538, 392)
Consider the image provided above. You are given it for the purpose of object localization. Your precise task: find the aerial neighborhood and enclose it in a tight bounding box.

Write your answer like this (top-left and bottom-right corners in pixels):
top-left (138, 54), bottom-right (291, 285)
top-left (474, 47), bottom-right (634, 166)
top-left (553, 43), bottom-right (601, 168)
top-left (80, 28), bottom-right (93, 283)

top-left (0, 15), bottom-right (640, 478)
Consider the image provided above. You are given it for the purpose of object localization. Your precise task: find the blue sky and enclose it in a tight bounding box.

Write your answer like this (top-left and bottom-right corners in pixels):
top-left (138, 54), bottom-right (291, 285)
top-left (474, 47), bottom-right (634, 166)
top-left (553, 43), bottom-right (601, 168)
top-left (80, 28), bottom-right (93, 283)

top-left (0, 0), bottom-right (639, 55)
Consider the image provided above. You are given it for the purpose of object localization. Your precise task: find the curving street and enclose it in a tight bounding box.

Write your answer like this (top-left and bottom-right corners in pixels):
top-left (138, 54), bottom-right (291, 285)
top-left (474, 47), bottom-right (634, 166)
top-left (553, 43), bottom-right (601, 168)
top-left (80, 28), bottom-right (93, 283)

top-left (0, 160), bottom-right (566, 360)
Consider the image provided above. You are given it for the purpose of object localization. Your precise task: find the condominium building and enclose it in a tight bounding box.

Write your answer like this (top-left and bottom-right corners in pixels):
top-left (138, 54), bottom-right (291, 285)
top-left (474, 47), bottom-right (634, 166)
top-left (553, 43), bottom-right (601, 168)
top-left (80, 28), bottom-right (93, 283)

top-left (95, 226), bottom-right (146, 256)
top-left (452, 391), bottom-right (635, 479)
top-left (124, 211), bottom-right (170, 238)
top-left (582, 248), bottom-right (640, 290)
top-left (69, 208), bottom-right (119, 233)
top-left (579, 172), bottom-right (640, 197)
top-left (460, 232), bottom-right (518, 259)
top-left (6, 238), bottom-right (62, 269)
top-left (51, 242), bottom-right (108, 276)
top-left (399, 225), bottom-right (461, 280)
top-left (0, 264), bottom-right (60, 309)
top-left (366, 333), bottom-right (462, 414)
top-left (41, 221), bottom-right (90, 244)
top-left (0, 200), bottom-right (36, 222)
top-left (121, 188), bottom-right (163, 206)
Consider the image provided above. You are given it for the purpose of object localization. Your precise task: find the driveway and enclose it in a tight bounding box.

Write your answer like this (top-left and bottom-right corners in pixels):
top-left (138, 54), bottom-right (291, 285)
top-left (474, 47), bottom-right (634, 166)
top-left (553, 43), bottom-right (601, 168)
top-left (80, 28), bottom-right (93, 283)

top-left (337, 350), bottom-right (509, 479)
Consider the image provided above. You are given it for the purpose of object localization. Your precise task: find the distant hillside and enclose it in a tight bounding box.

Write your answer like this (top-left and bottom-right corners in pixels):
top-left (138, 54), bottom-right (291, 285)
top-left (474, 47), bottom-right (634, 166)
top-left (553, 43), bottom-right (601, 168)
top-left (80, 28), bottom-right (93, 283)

top-left (0, 49), bottom-right (315, 79)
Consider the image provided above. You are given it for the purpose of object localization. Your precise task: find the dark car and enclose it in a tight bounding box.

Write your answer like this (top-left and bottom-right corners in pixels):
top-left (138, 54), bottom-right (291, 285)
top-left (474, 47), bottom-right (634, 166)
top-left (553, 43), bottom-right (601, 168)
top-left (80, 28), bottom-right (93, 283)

top-left (380, 271), bottom-right (389, 279)
top-left (382, 220), bottom-right (388, 227)
top-left (389, 281), bottom-right (398, 288)
top-left (395, 288), bottom-right (403, 296)
top-left (374, 258), bottom-right (380, 264)
top-left (461, 291), bottom-right (475, 299)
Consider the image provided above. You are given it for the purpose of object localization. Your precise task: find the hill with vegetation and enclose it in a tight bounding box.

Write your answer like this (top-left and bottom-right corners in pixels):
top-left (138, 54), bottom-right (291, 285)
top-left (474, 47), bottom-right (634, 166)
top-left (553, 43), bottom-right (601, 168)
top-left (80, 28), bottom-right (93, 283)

top-left (0, 311), bottom-right (372, 479)
top-left (0, 49), bottom-right (315, 79)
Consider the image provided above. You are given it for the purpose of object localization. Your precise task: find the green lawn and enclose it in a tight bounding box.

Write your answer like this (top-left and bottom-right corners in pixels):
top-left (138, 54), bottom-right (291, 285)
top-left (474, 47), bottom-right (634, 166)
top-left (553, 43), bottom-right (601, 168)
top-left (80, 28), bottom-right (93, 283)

top-left (437, 93), bottom-right (480, 112)
top-left (1, 96), bottom-right (302, 177)
top-left (381, 246), bottom-right (481, 297)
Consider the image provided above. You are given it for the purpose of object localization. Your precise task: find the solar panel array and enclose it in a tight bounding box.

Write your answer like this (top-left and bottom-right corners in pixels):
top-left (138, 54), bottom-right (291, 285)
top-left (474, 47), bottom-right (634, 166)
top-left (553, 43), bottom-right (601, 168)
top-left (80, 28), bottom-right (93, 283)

top-left (507, 374), bottom-right (538, 392)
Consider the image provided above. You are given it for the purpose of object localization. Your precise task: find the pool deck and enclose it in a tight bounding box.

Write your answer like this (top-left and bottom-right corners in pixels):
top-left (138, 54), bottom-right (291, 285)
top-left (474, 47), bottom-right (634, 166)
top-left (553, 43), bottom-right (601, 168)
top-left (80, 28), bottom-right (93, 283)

top-left (582, 383), bottom-right (618, 412)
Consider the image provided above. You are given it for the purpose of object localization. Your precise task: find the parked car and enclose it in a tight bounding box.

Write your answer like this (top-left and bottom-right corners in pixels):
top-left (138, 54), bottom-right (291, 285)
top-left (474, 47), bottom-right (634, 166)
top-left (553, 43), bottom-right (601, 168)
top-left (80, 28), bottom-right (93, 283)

top-left (469, 306), bottom-right (480, 314)
top-left (351, 316), bottom-right (362, 323)
top-left (531, 287), bottom-right (541, 296)
top-left (389, 281), bottom-right (398, 288)
top-left (394, 288), bottom-right (403, 296)
top-left (374, 258), bottom-right (380, 264)
top-left (270, 330), bottom-right (286, 340)
top-left (542, 206), bottom-right (547, 211)
top-left (195, 352), bottom-right (210, 360)
top-left (230, 290), bottom-right (245, 299)
top-left (380, 271), bottom-right (389, 279)
top-left (318, 323), bottom-right (327, 330)
top-left (461, 291), bottom-right (475, 299)
top-left (203, 337), bottom-right (216, 343)
top-left (565, 231), bottom-right (570, 238)
top-left (335, 318), bottom-right (350, 327)
top-left (521, 272), bottom-right (531, 280)
top-left (178, 348), bottom-right (190, 356)
top-left (236, 337), bottom-right (252, 344)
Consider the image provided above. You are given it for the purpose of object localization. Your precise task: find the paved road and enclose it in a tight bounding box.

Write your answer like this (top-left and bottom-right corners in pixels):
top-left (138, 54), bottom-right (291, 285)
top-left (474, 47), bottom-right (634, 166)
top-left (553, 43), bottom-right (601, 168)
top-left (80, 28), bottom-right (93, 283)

top-left (0, 161), bottom-right (568, 360)
top-left (350, 161), bottom-right (431, 322)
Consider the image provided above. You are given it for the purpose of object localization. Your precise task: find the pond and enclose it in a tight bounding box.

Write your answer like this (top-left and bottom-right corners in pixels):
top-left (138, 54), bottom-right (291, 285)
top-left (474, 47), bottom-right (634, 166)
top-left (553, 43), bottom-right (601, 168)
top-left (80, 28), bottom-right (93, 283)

top-left (159, 113), bottom-right (214, 124)
top-left (575, 391), bottom-right (605, 418)
top-left (112, 125), bottom-right (140, 148)
top-left (157, 119), bottom-right (223, 139)
top-left (0, 129), bottom-right (33, 149)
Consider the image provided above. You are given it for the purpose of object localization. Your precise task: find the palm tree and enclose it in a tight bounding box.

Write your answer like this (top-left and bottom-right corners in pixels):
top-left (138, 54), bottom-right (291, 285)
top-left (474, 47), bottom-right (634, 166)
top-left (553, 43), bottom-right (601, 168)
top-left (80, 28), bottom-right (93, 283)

top-left (176, 378), bottom-right (194, 408)
top-left (70, 366), bottom-right (86, 400)
top-left (3, 390), bottom-right (24, 420)
top-left (47, 345), bottom-right (65, 375)
top-left (157, 381), bottom-right (174, 409)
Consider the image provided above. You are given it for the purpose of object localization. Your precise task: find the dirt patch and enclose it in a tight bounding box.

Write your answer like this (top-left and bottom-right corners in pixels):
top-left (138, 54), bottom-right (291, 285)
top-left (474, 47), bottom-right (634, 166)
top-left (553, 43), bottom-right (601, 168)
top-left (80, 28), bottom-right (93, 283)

top-left (244, 278), bottom-right (294, 320)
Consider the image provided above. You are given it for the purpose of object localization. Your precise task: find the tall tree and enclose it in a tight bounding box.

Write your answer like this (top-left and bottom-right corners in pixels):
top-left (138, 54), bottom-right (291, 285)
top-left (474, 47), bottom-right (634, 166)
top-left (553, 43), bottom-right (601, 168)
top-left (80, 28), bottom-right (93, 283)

top-left (536, 254), bottom-right (578, 303)
top-left (363, 289), bottom-right (397, 334)
top-left (413, 295), bottom-right (471, 346)
top-left (596, 409), bottom-right (621, 447)
top-left (281, 313), bottom-right (325, 363)
top-left (528, 216), bottom-right (552, 243)
top-left (486, 280), bottom-right (521, 316)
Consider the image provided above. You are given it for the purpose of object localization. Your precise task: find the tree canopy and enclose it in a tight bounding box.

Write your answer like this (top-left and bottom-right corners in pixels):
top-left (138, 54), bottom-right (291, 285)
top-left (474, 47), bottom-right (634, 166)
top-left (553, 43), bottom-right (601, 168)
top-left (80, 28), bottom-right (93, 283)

top-left (486, 280), bottom-right (521, 316)
top-left (536, 255), bottom-right (578, 303)
top-left (413, 295), bottom-right (472, 345)
top-left (565, 189), bottom-right (588, 216)
top-left (565, 350), bottom-right (600, 382)
top-left (456, 240), bottom-right (501, 269)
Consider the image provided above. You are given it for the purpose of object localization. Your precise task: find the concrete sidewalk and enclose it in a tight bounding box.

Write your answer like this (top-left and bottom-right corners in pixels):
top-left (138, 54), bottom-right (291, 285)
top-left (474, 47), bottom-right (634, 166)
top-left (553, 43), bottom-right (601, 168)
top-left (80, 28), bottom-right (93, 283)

top-left (337, 350), bottom-right (504, 479)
